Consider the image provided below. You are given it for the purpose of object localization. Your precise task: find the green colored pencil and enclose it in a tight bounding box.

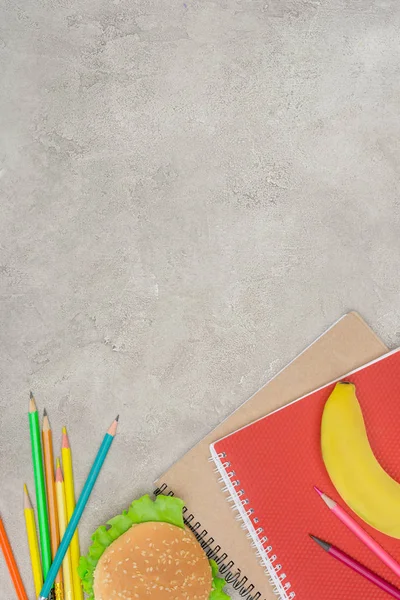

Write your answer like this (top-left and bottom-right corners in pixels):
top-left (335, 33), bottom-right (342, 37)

top-left (29, 392), bottom-right (52, 578)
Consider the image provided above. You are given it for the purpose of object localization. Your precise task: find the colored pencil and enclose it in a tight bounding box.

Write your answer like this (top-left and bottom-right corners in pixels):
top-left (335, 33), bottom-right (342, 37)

top-left (24, 484), bottom-right (43, 596)
top-left (315, 486), bottom-right (400, 579)
top-left (0, 514), bottom-right (28, 600)
top-left (311, 535), bottom-right (400, 599)
top-left (62, 427), bottom-right (81, 600)
top-left (38, 416), bottom-right (119, 600)
top-left (42, 410), bottom-right (63, 597)
top-left (29, 392), bottom-right (52, 578)
top-left (55, 459), bottom-right (73, 600)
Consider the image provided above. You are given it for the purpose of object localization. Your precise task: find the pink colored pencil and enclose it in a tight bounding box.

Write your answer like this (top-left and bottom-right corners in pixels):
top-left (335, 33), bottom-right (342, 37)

top-left (314, 487), bottom-right (400, 579)
top-left (311, 535), bottom-right (400, 599)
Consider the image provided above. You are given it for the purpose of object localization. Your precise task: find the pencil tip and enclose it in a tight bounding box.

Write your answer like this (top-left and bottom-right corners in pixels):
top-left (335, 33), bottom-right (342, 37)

top-left (30, 391), bottom-right (34, 399)
top-left (55, 460), bottom-right (63, 483)
top-left (314, 487), bottom-right (336, 508)
top-left (42, 410), bottom-right (50, 430)
top-left (61, 427), bottom-right (69, 448)
top-left (107, 416), bottom-right (119, 436)
top-left (314, 485), bottom-right (323, 497)
top-left (310, 534), bottom-right (330, 552)
top-left (23, 485), bottom-right (32, 509)
top-left (29, 394), bottom-right (37, 412)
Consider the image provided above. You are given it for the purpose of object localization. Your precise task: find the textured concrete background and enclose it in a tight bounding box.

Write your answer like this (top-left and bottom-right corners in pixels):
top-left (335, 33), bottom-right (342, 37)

top-left (1, 0), bottom-right (400, 598)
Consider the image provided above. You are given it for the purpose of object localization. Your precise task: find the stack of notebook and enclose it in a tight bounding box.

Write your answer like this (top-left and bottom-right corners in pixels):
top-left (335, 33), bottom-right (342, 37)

top-left (154, 312), bottom-right (389, 599)
top-left (210, 347), bottom-right (400, 600)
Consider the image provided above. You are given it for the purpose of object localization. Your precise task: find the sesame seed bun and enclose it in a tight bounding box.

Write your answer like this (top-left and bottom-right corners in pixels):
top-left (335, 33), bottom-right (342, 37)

top-left (93, 521), bottom-right (213, 600)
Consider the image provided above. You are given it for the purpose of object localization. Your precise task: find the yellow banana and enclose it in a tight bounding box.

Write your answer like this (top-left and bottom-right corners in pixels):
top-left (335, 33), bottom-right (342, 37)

top-left (321, 381), bottom-right (400, 538)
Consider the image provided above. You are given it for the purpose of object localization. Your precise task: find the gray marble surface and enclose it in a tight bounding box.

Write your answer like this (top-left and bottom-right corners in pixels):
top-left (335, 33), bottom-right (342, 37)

top-left (1, 0), bottom-right (400, 598)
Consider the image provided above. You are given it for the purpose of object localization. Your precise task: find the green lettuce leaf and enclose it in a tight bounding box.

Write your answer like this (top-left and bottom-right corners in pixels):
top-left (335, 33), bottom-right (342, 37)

top-left (78, 495), bottom-right (229, 600)
top-left (209, 560), bottom-right (231, 600)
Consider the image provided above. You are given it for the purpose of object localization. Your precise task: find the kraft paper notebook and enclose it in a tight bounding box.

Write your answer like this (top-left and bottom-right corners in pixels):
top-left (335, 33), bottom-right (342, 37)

top-left (211, 348), bottom-right (400, 600)
top-left (155, 312), bottom-right (387, 600)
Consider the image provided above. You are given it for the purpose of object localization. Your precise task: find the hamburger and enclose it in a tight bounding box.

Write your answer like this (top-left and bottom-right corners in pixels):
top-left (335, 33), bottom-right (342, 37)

top-left (79, 494), bottom-right (229, 600)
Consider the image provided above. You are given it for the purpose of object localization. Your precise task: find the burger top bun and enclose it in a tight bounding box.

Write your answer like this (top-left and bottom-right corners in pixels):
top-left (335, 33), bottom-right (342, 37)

top-left (93, 521), bottom-right (213, 600)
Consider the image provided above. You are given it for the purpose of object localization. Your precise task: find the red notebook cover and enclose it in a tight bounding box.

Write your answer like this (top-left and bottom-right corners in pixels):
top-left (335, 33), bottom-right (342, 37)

top-left (211, 348), bottom-right (400, 600)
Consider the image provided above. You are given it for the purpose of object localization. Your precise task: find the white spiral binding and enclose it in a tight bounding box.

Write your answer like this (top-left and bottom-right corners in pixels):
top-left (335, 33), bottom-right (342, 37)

top-left (210, 448), bottom-right (296, 600)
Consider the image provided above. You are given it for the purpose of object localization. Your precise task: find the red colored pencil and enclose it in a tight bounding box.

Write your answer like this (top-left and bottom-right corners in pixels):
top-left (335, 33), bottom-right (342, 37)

top-left (0, 514), bottom-right (28, 600)
top-left (311, 535), bottom-right (400, 599)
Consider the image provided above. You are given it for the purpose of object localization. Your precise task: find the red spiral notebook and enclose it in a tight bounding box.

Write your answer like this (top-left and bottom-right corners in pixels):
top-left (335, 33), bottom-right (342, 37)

top-left (211, 348), bottom-right (400, 600)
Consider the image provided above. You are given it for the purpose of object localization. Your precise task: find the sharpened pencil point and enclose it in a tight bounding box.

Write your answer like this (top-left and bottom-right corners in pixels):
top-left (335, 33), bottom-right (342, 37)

top-left (42, 411), bottom-right (50, 431)
top-left (30, 391), bottom-right (34, 399)
top-left (23, 484), bottom-right (32, 509)
top-left (310, 534), bottom-right (331, 552)
top-left (55, 459), bottom-right (63, 483)
top-left (29, 394), bottom-right (37, 412)
top-left (107, 416), bottom-right (119, 436)
top-left (314, 487), bottom-right (336, 509)
top-left (61, 427), bottom-right (69, 449)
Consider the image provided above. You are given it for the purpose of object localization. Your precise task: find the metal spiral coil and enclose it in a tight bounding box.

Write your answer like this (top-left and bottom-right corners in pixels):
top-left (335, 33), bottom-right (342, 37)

top-left (153, 483), bottom-right (263, 599)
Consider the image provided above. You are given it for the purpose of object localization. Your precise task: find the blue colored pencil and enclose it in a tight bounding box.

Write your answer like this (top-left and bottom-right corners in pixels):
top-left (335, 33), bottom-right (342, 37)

top-left (38, 416), bottom-right (119, 600)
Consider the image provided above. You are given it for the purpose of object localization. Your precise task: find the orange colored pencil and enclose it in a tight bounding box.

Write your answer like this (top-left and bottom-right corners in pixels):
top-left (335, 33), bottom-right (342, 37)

top-left (42, 409), bottom-right (63, 598)
top-left (0, 514), bottom-right (28, 600)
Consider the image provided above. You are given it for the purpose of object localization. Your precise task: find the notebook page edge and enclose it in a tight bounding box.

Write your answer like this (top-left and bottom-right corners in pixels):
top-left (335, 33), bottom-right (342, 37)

top-left (156, 311), bottom-right (375, 483)
top-left (210, 346), bottom-right (399, 448)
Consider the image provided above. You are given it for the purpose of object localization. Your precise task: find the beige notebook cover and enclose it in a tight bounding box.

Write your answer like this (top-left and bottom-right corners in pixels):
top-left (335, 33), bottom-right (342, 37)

top-left (154, 312), bottom-right (387, 600)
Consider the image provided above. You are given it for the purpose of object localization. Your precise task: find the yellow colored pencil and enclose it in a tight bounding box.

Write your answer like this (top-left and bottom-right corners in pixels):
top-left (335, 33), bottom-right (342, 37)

top-left (62, 427), bottom-right (82, 600)
top-left (23, 484), bottom-right (43, 596)
top-left (55, 459), bottom-right (73, 600)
